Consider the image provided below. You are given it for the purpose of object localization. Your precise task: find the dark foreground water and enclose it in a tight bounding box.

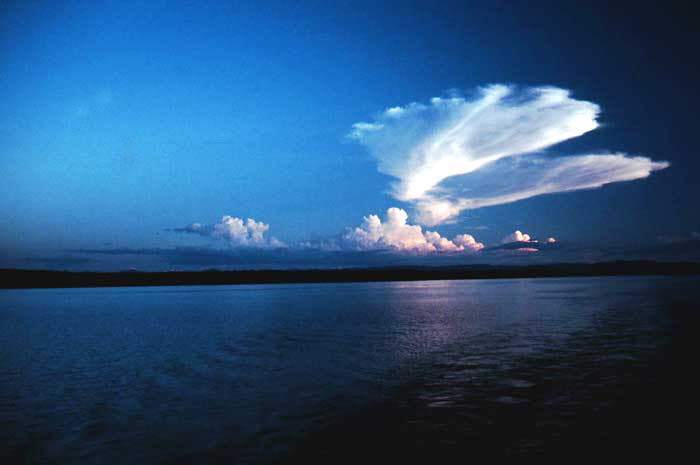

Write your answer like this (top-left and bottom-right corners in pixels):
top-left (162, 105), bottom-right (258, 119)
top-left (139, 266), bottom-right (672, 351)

top-left (1, 276), bottom-right (698, 463)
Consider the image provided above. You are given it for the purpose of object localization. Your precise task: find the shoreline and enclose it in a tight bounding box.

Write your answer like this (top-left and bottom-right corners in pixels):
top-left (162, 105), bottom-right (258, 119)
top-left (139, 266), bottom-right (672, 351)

top-left (2, 261), bottom-right (700, 289)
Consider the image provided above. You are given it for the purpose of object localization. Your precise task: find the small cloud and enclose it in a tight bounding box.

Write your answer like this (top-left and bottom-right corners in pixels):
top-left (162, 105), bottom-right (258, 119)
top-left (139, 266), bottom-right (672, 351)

top-left (502, 230), bottom-right (532, 243)
top-left (171, 215), bottom-right (285, 248)
top-left (348, 122), bottom-right (384, 138)
top-left (384, 106), bottom-right (405, 117)
top-left (512, 247), bottom-right (539, 254)
top-left (489, 230), bottom-right (559, 254)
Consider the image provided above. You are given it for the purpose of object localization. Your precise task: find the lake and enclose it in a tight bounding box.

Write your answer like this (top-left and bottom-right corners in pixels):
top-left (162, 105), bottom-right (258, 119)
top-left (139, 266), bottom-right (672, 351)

top-left (1, 276), bottom-right (697, 463)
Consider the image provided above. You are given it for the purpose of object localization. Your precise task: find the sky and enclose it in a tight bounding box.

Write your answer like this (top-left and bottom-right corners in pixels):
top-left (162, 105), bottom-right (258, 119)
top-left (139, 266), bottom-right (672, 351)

top-left (1, 0), bottom-right (699, 270)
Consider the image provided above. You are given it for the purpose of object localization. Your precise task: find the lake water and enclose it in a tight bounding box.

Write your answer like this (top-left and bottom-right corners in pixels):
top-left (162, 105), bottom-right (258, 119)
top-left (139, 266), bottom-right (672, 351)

top-left (1, 276), bottom-right (697, 463)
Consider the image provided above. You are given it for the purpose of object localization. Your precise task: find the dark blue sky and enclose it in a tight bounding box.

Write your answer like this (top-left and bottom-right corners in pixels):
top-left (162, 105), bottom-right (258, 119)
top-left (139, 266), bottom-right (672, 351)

top-left (1, 0), bottom-right (698, 270)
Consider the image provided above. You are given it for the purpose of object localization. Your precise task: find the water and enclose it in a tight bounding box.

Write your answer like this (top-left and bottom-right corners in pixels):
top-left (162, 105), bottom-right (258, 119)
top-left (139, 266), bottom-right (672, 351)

top-left (1, 276), bottom-right (697, 463)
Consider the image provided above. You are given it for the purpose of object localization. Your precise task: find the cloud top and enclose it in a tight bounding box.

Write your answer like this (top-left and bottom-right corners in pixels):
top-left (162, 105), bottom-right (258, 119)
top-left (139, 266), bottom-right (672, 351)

top-left (492, 230), bottom-right (559, 253)
top-left (502, 230), bottom-right (532, 243)
top-left (343, 207), bottom-right (484, 253)
top-left (350, 84), bottom-right (669, 225)
top-left (173, 215), bottom-right (285, 248)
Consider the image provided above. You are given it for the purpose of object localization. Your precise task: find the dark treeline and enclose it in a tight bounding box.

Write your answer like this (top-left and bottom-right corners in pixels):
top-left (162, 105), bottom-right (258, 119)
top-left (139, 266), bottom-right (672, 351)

top-left (2, 261), bottom-right (700, 289)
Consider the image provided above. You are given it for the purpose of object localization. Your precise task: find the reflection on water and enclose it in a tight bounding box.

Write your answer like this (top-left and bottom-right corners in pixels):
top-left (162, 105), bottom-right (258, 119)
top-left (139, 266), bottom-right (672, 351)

top-left (0, 276), bottom-right (697, 463)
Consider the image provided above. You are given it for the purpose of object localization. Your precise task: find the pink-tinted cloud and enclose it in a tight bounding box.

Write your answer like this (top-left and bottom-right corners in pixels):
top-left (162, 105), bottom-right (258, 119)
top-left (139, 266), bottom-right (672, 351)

top-left (343, 207), bottom-right (484, 253)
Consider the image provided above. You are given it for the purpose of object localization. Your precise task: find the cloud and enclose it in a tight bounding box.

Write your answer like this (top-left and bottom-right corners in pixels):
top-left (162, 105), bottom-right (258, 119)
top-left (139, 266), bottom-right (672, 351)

top-left (490, 230), bottom-right (559, 253)
top-left (502, 230), bottom-right (532, 243)
top-left (415, 153), bottom-right (669, 225)
top-left (350, 84), bottom-right (669, 225)
top-left (170, 210), bottom-right (484, 257)
top-left (507, 247), bottom-right (539, 254)
top-left (343, 207), bottom-right (484, 253)
top-left (72, 230), bottom-right (700, 270)
top-left (172, 215), bottom-right (285, 248)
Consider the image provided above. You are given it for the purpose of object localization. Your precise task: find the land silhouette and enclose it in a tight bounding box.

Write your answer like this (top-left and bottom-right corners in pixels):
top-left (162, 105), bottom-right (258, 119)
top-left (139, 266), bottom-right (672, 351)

top-left (2, 261), bottom-right (699, 289)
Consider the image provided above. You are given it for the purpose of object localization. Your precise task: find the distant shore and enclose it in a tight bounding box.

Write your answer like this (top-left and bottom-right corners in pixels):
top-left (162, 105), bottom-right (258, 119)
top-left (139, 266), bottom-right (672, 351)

top-left (2, 261), bottom-right (700, 289)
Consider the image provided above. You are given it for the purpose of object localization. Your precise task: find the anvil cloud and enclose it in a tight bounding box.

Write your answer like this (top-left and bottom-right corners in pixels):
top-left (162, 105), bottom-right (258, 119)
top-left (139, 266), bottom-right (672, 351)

top-left (350, 84), bottom-right (669, 225)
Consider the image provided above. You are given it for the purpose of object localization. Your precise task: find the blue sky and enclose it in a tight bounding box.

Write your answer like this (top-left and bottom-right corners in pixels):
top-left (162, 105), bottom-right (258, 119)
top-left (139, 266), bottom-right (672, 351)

top-left (1, 0), bottom-right (698, 269)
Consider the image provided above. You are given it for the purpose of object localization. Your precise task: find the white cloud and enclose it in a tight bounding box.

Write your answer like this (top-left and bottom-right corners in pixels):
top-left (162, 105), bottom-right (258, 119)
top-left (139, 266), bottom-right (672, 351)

top-left (350, 84), bottom-right (669, 225)
top-left (415, 153), bottom-right (669, 225)
top-left (496, 230), bottom-right (557, 253)
top-left (502, 230), bottom-right (532, 243)
top-left (343, 207), bottom-right (484, 253)
top-left (174, 215), bottom-right (285, 248)
top-left (454, 233), bottom-right (486, 251)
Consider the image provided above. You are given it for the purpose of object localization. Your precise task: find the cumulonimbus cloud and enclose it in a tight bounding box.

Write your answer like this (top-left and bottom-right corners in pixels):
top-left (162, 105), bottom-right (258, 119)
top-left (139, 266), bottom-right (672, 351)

top-left (173, 215), bottom-right (285, 248)
top-left (491, 230), bottom-right (558, 253)
top-left (350, 84), bottom-right (670, 225)
top-left (343, 207), bottom-right (484, 253)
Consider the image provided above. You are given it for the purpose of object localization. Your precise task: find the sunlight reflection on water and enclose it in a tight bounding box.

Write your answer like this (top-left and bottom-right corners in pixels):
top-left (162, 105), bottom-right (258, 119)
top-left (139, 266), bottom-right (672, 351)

top-left (0, 276), bottom-right (695, 463)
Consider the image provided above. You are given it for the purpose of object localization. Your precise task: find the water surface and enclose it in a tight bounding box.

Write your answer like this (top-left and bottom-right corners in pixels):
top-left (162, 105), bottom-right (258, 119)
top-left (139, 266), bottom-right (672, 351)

top-left (1, 276), bottom-right (697, 463)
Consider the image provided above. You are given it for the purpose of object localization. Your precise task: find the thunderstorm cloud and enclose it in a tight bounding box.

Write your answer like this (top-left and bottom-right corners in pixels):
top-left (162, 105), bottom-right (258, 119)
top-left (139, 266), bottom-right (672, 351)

top-left (343, 207), bottom-right (484, 253)
top-left (350, 84), bottom-right (669, 225)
